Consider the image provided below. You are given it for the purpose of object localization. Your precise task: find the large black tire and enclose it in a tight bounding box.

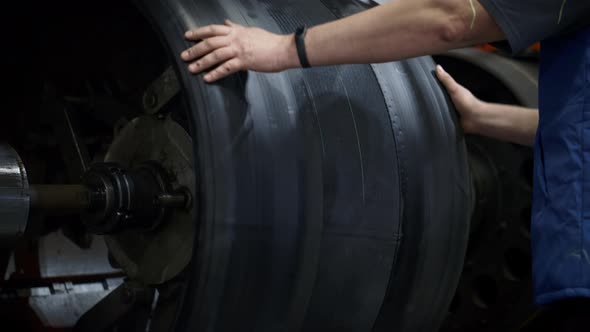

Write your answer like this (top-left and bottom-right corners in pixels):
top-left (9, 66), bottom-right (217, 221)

top-left (136, 1), bottom-right (471, 331)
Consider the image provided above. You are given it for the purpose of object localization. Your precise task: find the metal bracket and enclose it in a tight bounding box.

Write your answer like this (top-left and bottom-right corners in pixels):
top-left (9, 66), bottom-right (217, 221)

top-left (142, 66), bottom-right (181, 115)
top-left (74, 281), bottom-right (155, 332)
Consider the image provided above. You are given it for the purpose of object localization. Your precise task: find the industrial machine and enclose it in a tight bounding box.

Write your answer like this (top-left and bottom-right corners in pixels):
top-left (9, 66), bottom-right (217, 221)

top-left (1, 0), bottom-right (538, 331)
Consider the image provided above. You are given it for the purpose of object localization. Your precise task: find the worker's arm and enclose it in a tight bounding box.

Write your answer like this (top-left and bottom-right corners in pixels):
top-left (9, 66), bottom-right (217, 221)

top-left (181, 0), bottom-right (505, 82)
top-left (435, 65), bottom-right (538, 146)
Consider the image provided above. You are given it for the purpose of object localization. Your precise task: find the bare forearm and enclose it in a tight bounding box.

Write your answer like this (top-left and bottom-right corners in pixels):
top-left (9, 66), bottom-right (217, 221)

top-left (181, 0), bottom-right (506, 81)
top-left (473, 102), bottom-right (538, 146)
top-left (284, 0), bottom-right (505, 68)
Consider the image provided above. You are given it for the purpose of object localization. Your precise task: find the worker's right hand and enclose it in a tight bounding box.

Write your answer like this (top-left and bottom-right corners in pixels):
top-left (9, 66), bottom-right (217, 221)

top-left (181, 20), bottom-right (298, 83)
top-left (435, 65), bottom-right (483, 134)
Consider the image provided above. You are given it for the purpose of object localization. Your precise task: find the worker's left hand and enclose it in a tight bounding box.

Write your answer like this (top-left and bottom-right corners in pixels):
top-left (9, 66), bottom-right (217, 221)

top-left (181, 20), bottom-right (297, 82)
top-left (436, 65), bottom-right (483, 134)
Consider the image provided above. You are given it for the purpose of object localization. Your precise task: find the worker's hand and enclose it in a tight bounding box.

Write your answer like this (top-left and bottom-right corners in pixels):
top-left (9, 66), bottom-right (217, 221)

top-left (435, 65), bottom-right (483, 134)
top-left (181, 20), bottom-right (297, 83)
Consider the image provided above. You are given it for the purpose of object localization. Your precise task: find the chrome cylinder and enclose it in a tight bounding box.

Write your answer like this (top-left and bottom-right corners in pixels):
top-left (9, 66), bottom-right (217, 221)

top-left (0, 144), bottom-right (29, 246)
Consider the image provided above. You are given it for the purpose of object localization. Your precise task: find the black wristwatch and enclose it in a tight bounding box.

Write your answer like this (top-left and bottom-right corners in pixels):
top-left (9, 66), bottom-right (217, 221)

top-left (295, 26), bottom-right (311, 68)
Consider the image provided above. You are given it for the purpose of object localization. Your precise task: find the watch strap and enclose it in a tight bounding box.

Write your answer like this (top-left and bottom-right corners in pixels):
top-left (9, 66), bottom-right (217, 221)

top-left (295, 26), bottom-right (311, 68)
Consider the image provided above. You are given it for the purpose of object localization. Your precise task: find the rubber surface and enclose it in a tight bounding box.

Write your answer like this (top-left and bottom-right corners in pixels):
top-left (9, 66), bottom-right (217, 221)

top-left (135, 0), bottom-right (471, 331)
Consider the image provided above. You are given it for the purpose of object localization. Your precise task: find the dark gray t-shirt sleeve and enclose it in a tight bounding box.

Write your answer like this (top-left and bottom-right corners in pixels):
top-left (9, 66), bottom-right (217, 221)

top-left (477, 0), bottom-right (590, 52)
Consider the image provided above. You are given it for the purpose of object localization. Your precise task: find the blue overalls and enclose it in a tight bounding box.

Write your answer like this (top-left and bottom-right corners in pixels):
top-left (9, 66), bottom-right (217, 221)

top-left (532, 25), bottom-right (590, 305)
